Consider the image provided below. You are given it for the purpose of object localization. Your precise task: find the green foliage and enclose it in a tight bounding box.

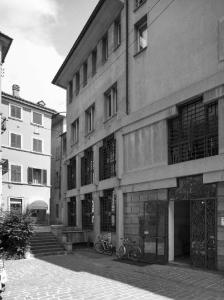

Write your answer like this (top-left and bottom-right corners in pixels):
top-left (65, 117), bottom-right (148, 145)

top-left (0, 210), bottom-right (34, 259)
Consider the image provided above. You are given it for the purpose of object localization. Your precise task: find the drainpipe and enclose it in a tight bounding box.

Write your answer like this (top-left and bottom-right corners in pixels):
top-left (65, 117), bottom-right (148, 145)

top-left (125, 0), bottom-right (129, 115)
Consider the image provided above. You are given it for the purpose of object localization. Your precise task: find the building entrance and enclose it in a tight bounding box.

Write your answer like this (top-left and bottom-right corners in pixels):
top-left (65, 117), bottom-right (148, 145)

top-left (170, 175), bottom-right (217, 270)
top-left (174, 200), bottom-right (190, 262)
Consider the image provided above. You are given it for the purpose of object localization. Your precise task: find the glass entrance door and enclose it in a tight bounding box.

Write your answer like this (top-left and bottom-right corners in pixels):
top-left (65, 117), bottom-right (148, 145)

top-left (142, 201), bottom-right (168, 263)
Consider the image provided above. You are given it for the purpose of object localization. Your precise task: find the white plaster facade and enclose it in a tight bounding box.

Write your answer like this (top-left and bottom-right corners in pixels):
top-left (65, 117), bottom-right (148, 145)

top-left (1, 89), bottom-right (56, 223)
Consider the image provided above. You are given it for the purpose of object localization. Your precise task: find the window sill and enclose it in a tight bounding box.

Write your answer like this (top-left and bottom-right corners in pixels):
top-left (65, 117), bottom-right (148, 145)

top-left (104, 114), bottom-right (117, 125)
top-left (134, 46), bottom-right (147, 58)
top-left (114, 43), bottom-right (121, 52)
top-left (31, 122), bottom-right (44, 128)
top-left (85, 129), bottom-right (95, 139)
top-left (134, 0), bottom-right (147, 12)
top-left (8, 116), bottom-right (23, 122)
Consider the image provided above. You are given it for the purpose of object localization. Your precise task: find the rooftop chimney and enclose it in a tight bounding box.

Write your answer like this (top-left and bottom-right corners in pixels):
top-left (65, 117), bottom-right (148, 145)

top-left (12, 84), bottom-right (20, 97)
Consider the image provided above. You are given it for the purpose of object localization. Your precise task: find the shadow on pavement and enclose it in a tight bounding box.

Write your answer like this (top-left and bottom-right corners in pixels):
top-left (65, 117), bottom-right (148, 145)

top-left (36, 248), bottom-right (224, 300)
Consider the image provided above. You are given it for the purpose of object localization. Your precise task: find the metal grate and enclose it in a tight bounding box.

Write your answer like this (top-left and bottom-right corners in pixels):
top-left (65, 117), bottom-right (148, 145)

top-left (100, 189), bottom-right (116, 232)
top-left (82, 193), bottom-right (94, 230)
top-left (99, 134), bottom-right (116, 181)
top-left (168, 99), bottom-right (218, 164)
top-left (81, 147), bottom-right (94, 186)
top-left (67, 157), bottom-right (76, 190)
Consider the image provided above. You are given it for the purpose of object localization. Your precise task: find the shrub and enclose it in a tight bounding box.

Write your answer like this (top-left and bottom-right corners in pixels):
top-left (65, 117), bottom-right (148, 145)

top-left (0, 210), bottom-right (34, 259)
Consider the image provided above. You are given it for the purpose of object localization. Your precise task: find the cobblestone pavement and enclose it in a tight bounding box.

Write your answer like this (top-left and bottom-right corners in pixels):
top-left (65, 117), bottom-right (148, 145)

top-left (2, 249), bottom-right (224, 300)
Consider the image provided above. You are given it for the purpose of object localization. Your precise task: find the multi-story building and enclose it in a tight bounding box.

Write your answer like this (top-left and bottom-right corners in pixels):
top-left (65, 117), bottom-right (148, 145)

top-left (53, 0), bottom-right (224, 271)
top-left (1, 85), bottom-right (56, 224)
top-left (0, 31), bottom-right (12, 208)
top-left (51, 114), bottom-right (67, 225)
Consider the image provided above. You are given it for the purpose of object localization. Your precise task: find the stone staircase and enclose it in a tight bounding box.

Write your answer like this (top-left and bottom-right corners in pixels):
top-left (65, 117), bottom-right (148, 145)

top-left (30, 231), bottom-right (66, 257)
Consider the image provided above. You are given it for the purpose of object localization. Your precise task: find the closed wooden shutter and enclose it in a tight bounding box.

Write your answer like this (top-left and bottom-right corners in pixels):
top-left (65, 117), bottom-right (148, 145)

top-left (27, 167), bottom-right (33, 184)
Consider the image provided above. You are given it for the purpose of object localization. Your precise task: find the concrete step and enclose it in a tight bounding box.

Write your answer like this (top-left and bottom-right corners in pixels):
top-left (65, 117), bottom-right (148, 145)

top-left (30, 231), bottom-right (66, 257)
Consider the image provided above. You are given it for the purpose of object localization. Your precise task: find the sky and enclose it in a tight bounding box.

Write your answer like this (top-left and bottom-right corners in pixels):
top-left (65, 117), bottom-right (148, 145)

top-left (0, 0), bottom-right (99, 112)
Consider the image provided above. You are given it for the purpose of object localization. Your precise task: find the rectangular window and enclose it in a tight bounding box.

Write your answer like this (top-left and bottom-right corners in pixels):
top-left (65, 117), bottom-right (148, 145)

top-left (33, 138), bottom-right (42, 153)
top-left (92, 48), bottom-right (97, 76)
top-left (82, 193), bottom-right (94, 230)
top-left (168, 99), bottom-right (218, 165)
top-left (11, 165), bottom-right (21, 182)
top-left (136, 0), bottom-right (146, 9)
top-left (81, 147), bottom-right (94, 186)
top-left (100, 189), bottom-right (116, 232)
top-left (71, 119), bottom-right (79, 144)
top-left (10, 133), bottom-right (21, 149)
top-left (33, 111), bottom-right (43, 126)
top-left (10, 104), bottom-right (22, 120)
top-left (83, 61), bottom-right (88, 87)
top-left (114, 16), bottom-right (121, 49)
top-left (75, 71), bottom-right (80, 95)
top-left (27, 168), bottom-right (47, 185)
top-left (105, 84), bottom-right (117, 120)
top-left (99, 134), bottom-right (116, 180)
top-left (10, 198), bottom-right (22, 214)
top-left (136, 16), bottom-right (147, 52)
top-left (67, 157), bottom-right (76, 190)
top-left (68, 80), bottom-right (73, 103)
top-left (102, 33), bottom-right (108, 63)
top-left (85, 104), bottom-right (95, 134)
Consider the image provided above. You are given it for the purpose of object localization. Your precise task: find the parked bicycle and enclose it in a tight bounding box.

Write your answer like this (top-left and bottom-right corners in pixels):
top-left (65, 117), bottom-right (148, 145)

top-left (116, 238), bottom-right (142, 261)
top-left (94, 234), bottom-right (114, 256)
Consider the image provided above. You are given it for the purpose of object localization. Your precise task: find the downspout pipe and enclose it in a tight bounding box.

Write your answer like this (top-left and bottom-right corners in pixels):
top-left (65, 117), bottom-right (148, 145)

top-left (125, 0), bottom-right (129, 115)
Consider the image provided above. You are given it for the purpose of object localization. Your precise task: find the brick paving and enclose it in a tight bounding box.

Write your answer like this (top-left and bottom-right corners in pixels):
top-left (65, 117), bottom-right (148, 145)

top-left (2, 249), bottom-right (224, 300)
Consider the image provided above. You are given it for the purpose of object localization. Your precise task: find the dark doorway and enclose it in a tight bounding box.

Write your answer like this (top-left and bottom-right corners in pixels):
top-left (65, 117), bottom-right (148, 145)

top-left (174, 201), bottom-right (190, 262)
top-left (67, 197), bottom-right (76, 227)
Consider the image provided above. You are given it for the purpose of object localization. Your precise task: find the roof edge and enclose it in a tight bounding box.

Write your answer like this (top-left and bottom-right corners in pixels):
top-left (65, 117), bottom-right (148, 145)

top-left (52, 0), bottom-right (106, 87)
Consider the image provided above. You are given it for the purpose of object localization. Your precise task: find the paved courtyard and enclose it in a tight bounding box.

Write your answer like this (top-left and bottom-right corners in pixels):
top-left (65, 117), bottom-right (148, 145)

top-left (2, 249), bottom-right (224, 300)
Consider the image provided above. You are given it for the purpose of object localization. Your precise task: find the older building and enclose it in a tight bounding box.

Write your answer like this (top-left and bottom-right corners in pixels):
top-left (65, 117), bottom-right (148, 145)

top-left (1, 85), bottom-right (56, 224)
top-left (53, 0), bottom-right (224, 270)
top-left (0, 31), bottom-right (12, 209)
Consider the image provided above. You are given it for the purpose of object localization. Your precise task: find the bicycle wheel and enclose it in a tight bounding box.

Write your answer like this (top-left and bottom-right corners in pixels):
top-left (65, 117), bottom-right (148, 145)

top-left (128, 247), bottom-right (142, 261)
top-left (94, 241), bottom-right (104, 254)
top-left (116, 245), bottom-right (126, 259)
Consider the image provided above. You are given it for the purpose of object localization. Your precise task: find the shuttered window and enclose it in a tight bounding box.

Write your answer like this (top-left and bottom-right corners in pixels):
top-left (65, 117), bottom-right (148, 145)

top-left (11, 165), bottom-right (21, 182)
top-left (27, 167), bottom-right (47, 185)
top-left (11, 133), bottom-right (21, 149)
top-left (10, 105), bottom-right (22, 119)
top-left (33, 112), bottom-right (42, 125)
top-left (33, 138), bottom-right (42, 153)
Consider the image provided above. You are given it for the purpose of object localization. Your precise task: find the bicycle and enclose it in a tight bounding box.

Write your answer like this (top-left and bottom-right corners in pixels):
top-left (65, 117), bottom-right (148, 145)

top-left (116, 238), bottom-right (142, 261)
top-left (94, 234), bottom-right (114, 256)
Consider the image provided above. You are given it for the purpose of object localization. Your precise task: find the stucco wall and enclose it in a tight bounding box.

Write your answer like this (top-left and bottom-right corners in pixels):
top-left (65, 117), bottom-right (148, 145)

top-left (129, 0), bottom-right (224, 113)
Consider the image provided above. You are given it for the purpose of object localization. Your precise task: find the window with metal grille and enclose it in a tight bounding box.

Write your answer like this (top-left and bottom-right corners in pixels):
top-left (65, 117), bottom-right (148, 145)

top-left (81, 147), bottom-right (94, 186)
top-left (100, 189), bottom-right (116, 232)
top-left (82, 193), bottom-right (94, 230)
top-left (99, 134), bottom-right (116, 181)
top-left (67, 157), bottom-right (76, 190)
top-left (168, 98), bottom-right (218, 165)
